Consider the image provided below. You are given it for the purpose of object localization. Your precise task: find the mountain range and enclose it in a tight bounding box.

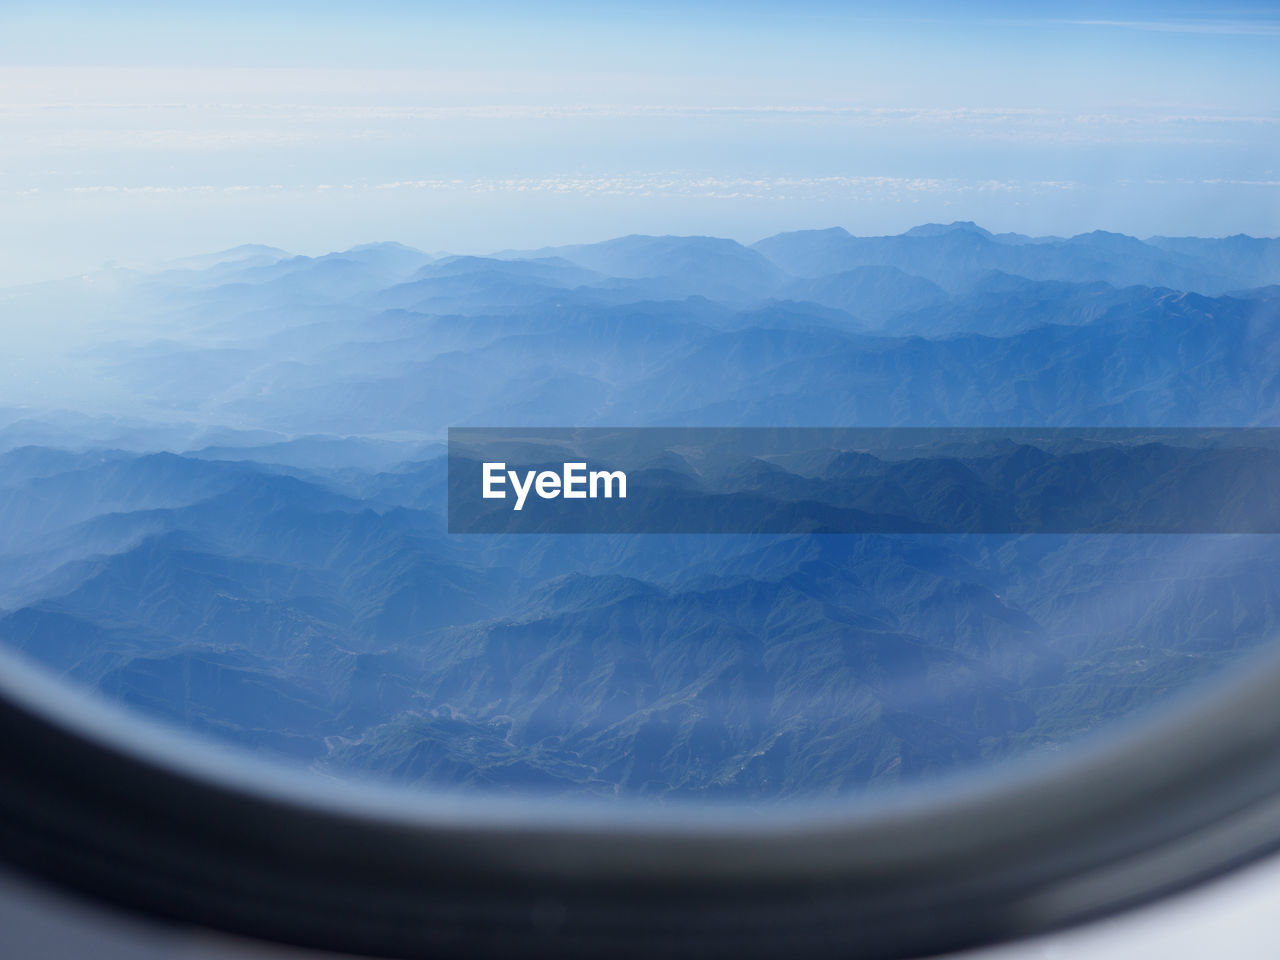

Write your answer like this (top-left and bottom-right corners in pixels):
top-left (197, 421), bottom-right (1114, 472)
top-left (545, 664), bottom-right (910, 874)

top-left (0, 221), bottom-right (1277, 801)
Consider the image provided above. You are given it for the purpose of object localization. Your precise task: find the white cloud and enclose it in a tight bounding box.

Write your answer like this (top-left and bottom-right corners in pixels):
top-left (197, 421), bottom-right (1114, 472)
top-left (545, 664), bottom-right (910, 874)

top-left (35, 175), bottom-right (1084, 202)
top-left (0, 102), bottom-right (1269, 157)
top-left (1063, 19), bottom-right (1280, 36)
top-left (0, 101), bottom-right (1269, 161)
top-left (31, 174), bottom-right (1280, 204)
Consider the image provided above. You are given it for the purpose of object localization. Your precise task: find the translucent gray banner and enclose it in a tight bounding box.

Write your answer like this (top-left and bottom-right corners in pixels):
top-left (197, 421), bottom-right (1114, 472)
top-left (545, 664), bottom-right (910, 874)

top-left (447, 428), bottom-right (1280, 534)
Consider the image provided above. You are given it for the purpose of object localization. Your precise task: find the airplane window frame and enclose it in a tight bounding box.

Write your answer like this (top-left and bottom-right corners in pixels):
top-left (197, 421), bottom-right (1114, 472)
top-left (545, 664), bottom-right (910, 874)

top-left (3, 641), bottom-right (1280, 959)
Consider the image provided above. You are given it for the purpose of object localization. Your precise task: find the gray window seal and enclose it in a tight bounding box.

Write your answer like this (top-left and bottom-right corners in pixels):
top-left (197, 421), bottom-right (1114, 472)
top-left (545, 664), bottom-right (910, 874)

top-left (2, 641), bottom-right (1280, 959)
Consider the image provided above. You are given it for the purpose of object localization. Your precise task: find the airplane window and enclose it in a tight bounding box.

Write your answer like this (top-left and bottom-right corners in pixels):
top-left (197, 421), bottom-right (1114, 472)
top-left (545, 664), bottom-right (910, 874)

top-left (0, 2), bottom-right (1277, 958)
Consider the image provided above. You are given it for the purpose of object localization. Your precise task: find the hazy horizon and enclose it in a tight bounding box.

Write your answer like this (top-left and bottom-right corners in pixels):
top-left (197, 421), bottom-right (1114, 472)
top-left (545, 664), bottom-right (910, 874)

top-left (8, 219), bottom-right (1280, 292)
top-left (3, 1), bottom-right (1277, 287)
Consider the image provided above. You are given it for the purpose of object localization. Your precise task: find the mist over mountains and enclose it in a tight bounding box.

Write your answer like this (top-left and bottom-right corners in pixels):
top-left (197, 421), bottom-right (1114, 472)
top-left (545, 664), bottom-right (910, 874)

top-left (0, 221), bottom-right (1278, 801)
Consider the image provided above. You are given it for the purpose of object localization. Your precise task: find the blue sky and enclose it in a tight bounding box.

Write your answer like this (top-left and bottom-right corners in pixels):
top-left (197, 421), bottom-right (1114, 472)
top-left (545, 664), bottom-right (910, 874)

top-left (1, 1), bottom-right (1278, 284)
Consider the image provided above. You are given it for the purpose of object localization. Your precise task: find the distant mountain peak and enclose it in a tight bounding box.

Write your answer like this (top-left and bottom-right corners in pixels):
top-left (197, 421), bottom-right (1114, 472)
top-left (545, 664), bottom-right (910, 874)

top-left (219, 243), bottom-right (291, 258)
top-left (752, 226), bottom-right (851, 244)
top-left (1068, 229), bottom-right (1138, 243)
top-left (347, 241), bottom-right (428, 254)
top-left (903, 221), bottom-right (994, 239)
top-left (159, 244), bottom-right (291, 271)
